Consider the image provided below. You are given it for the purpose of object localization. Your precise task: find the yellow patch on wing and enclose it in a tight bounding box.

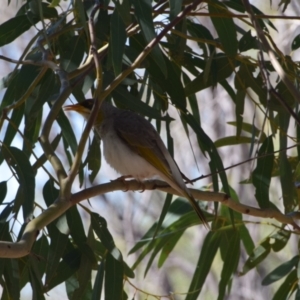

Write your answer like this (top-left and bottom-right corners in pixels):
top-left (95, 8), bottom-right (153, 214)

top-left (119, 132), bottom-right (173, 182)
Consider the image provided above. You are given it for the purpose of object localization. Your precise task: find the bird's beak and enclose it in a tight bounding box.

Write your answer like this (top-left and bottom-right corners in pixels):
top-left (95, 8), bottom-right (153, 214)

top-left (64, 103), bottom-right (84, 112)
top-left (63, 103), bottom-right (91, 120)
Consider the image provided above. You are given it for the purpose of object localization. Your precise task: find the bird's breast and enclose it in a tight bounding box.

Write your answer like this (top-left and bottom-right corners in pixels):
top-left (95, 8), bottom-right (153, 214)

top-left (101, 128), bottom-right (159, 181)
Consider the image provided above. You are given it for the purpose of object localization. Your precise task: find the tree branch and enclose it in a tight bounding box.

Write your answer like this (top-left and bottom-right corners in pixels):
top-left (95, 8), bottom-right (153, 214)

top-left (71, 179), bottom-right (300, 230)
top-left (0, 179), bottom-right (298, 258)
top-left (0, 199), bottom-right (72, 258)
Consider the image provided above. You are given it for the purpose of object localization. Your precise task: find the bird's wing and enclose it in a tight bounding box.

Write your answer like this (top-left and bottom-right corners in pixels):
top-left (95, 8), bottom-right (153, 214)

top-left (113, 111), bottom-right (176, 181)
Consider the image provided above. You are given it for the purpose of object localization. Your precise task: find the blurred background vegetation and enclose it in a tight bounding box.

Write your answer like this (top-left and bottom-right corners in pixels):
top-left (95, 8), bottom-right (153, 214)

top-left (1, 0), bottom-right (300, 299)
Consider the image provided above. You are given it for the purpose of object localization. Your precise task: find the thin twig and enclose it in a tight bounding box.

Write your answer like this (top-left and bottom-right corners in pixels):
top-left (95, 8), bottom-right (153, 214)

top-left (192, 144), bottom-right (298, 182)
top-left (66, 3), bottom-right (103, 187)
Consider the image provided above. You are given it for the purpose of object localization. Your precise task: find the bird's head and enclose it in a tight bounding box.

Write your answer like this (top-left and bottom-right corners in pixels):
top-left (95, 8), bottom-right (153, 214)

top-left (64, 99), bottom-right (105, 125)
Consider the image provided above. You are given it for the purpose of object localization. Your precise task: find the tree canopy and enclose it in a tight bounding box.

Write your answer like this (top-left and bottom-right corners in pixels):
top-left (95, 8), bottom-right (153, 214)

top-left (0, 0), bottom-right (300, 299)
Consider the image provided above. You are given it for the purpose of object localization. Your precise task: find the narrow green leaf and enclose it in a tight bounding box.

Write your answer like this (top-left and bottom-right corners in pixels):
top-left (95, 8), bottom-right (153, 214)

top-left (273, 269), bottom-right (297, 300)
top-left (270, 230), bottom-right (290, 252)
top-left (141, 240), bottom-right (166, 276)
top-left (241, 238), bottom-right (271, 275)
top-left (28, 256), bottom-right (45, 300)
top-left (105, 253), bottom-right (124, 300)
top-left (49, 0), bottom-right (60, 7)
top-left (28, 1), bottom-right (58, 19)
top-left (45, 222), bottom-right (69, 286)
top-left (169, 0), bottom-right (182, 20)
top-left (262, 255), bottom-right (298, 286)
top-left (0, 70), bottom-right (19, 110)
top-left (92, 262), bottom-right (105, 300)
top-left (292, 34), bottom-right (300, 51)
top-left (31, 235), bottom-right (49, 278)
top-left (239, 30), bottom-right (259, 52)
top-left (45, 247), bottom-right (82, 292)
top-left (186, 20), bottom-right (215, 55)
top-left (252, 136), bottom-right (274, 208)
top-left (86, 135), bottom-right (101, 183)
top-left (153, 193), bottom-right (173, 238)
top-left (234, 63), bottom-right (265, 101)
top-left (296, 289), bottom-right (300, 300)
top-left (72, 250), bottom-right (93, 300)
top-left (58, 35), bottom-right (86, 72)
top-left (220, 79), bottom-right (236, 103)
top-left (66, 274), bottom-right (79, 299)
top-left (74, 0), bottom-right (89, 40)
top-left (220, 185), bottom-right (242, 221)
top-left (0, 201), bottom-right (14, 223)
top-left (158, 231), bottom-right (183, 268)
top-left (235, 89), bottom-right (245, 138)
top-left (30, 71), bottom-right (58, 117)
top-left (182, 113), bottom-right (230, 195)
top-left (66, 206), bottom-right (87, 245)
top-left (23, 106), bottom-right (43, 156)
top-left (131, 0), bottom-right (167, 76)
top-left (224, 1), bottom-right (277, 31)
top-left (144, 230), bottom-right (183, 276)
top-left (251, 5), bottom-right (277, 32)
top-left (208, 2), bottom-right (238, 56)
top-left (0, 70), bottom-right (16, 92)
top-left (32, 134), bottom-right (62, 173)
top-left (91, 213), bottom-right (122, 262)
top-left (131, 206), bottom-right (201, 272)
top-left (1, 145), bottom-right (35, 220)
top-left (112, 85), bottom-right (163, 119)
top-left (112, 0), bottom-right (132, 26)
top-left (128, 223), bottom-right (157, 255)
top-left (130, 34), bottom-right (186, 110)
top-left (214, 136), bottom-right (257, 148)
top-left (3, 259), bottom-right (20, 300)
top-left (278, 112), bottom-right (295, 211)
top-left (0, 181), bottom-right (7, 204)
top-left (185, 54), bottom-right (234, 96)
top-left (183, 73), bottom-right (201, 124)
top-left (0, 14), bottom-right (39, 46)
top-left (186, 231), bottom-right (222, 300)
top-left (218, 231), bottom-right (240, 300)
top-left (110, 8), bottom-right (127, 76)
top-left (56, 109), bottom-right (78, 155)
top-left (15, 63), bottom-right (42, 100)
top-left (43, 179), bottom-right (59, 207)
top-left (227, 121), bottom-right (267, 141)
top-left (3, 103), bottom-right (25, 149)
top-left (239, 225), bottom-right (255, 256)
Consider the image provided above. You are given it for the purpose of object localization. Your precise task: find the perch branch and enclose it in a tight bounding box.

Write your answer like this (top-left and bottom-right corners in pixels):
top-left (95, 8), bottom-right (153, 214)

top-left (0, 179), bottom-right (299, 258)
top-left (71, 180), bottom-right (300, 230)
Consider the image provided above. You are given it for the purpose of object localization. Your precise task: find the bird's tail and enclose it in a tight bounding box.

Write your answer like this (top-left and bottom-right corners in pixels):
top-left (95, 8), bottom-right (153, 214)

top-left (184, 192), bottom-right (209, 229)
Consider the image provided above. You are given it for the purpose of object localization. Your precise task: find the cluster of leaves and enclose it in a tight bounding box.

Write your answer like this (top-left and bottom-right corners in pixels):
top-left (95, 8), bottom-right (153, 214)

top-left (0, 0), bottom-right (299, 299)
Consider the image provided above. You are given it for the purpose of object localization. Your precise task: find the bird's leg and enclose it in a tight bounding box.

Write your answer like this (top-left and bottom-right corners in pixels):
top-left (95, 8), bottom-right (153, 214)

top-left (138, 180), bottom-right (146, 193)
top-left (111, 175), bottom-right (146, 192)
top-left (111, 175), bottom-right (133, 192)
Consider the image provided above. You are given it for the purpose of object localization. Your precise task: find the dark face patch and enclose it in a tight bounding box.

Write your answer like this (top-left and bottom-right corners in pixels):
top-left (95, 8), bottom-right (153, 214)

top-left (80, 99), bottom-right (94, 111)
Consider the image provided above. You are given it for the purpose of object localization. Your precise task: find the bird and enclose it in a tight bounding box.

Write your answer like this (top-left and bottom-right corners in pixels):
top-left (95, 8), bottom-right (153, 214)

top-left (64, 99), bottom-right (209, 228)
